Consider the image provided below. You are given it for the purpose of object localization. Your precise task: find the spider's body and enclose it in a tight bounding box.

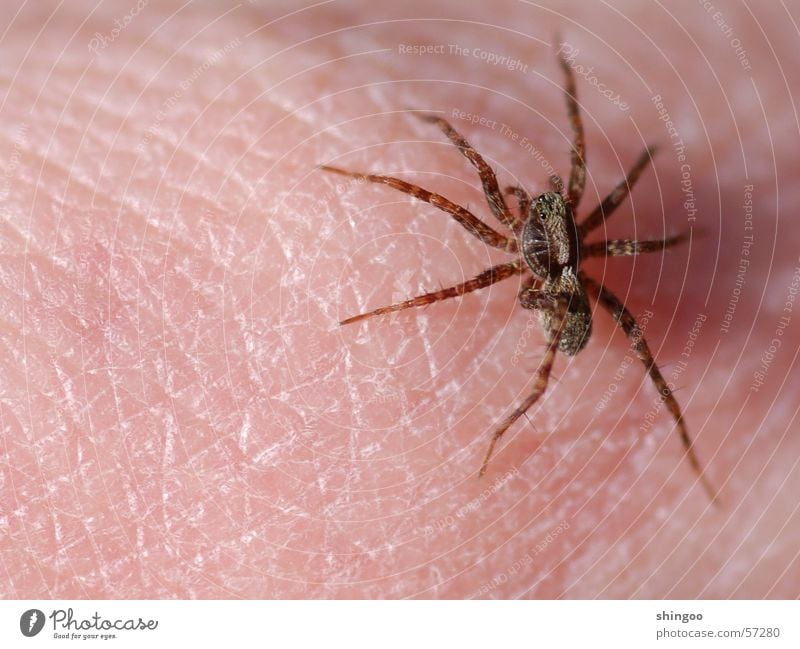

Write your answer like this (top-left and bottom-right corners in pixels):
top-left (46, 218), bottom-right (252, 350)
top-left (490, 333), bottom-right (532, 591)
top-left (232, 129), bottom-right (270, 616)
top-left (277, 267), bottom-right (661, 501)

top-left (323, 48), bottom-right (716, 501)
top-left (520, 191), bottom-right (591, 356)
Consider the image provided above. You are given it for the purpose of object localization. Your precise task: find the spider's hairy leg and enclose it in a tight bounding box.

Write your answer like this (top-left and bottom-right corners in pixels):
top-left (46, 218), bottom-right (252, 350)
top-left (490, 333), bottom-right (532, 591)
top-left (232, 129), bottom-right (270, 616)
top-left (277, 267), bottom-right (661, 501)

top-left (581, 274), bottom-right (718, 503)
top-left (582, 231), bottom-right (689, 258)
top-left (340, 261), bottom-right (525, 325)
top-left (319, 165), bottom-right (517, 253)
top-left (413, 113), bottom-right (522, 232)
top-left (556, 47), bottom-right (586, 207)
top-left (479, 295), bottom-right (568, 477)
top-left (579, 146), bottom-right (659, 236)
top-left (503, 185), bottom-right (531, 226)
top-left (549, 174), bottom-right (565, 194)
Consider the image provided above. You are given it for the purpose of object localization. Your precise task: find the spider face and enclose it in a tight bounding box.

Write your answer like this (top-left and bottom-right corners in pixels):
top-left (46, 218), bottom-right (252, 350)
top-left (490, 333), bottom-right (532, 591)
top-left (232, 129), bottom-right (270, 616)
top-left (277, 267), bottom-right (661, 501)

top-left (521, 191), bottom-right (591, 356)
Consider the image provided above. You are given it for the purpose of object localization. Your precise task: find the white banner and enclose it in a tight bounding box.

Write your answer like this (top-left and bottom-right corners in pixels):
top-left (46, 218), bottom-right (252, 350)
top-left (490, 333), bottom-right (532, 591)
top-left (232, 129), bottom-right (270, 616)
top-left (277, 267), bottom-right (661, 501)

top-left (1, 600), bottom-right (796, 648)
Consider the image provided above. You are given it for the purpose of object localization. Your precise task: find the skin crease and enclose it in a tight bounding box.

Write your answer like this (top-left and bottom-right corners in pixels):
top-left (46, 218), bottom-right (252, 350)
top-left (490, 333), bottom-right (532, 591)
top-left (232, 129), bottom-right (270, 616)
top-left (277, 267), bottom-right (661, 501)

top-left (0, 0), bottom-right (798, 599)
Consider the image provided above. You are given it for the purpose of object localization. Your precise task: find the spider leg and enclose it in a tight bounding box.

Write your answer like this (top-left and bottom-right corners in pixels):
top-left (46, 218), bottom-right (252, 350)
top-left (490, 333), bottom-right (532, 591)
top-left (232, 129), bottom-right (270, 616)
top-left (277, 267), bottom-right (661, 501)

top-left (320, 165), bottom-right (517, 253)
top-left (479, 293), bottom-right (568, 476)
top-left (340, 261), bottom-right (525, 325)
top-left (504, 185), bottom-right (531, 227)
top-left (579, 146), bottom-right (658, 236)
top-left (556, 49), bottom-right (586, 207)
top-left (414, 113), bottom-right (522, 232)
top-left (582, 232), bottom-right (688, 258)
top-left (581, 274), bottom-right (718, 502)
top-left (549, 174), bottom-right (565, 194)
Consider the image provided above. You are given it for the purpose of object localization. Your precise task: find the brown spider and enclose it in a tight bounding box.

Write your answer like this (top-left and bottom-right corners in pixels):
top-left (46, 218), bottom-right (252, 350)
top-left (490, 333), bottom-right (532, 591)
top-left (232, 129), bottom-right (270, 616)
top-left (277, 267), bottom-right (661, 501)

top-left (322, 50), bottom-right (716, 502)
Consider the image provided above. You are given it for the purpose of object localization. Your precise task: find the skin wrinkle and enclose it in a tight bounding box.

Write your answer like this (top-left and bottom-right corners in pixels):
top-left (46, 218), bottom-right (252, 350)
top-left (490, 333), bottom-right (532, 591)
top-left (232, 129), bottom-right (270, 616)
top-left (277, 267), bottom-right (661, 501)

top-left (0, 0), bottom-right (797, 599)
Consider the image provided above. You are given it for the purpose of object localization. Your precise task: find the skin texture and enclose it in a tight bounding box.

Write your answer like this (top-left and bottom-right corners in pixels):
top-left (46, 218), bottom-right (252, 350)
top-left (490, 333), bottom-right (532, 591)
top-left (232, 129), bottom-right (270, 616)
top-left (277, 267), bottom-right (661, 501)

top-left (1, 0), bottom-right (798, 599)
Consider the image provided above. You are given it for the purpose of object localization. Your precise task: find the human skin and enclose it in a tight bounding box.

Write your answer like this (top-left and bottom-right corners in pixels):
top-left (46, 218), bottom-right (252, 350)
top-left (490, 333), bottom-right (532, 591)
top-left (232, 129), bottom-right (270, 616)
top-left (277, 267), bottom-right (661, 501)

top-left (1, 0), bottom-right (798, 598)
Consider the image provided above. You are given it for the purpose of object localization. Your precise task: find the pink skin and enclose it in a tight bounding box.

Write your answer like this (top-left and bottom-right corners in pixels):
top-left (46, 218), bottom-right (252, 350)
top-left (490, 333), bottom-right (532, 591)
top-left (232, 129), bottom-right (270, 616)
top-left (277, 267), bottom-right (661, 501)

top-left (1, 1), bottom-right (798, 598)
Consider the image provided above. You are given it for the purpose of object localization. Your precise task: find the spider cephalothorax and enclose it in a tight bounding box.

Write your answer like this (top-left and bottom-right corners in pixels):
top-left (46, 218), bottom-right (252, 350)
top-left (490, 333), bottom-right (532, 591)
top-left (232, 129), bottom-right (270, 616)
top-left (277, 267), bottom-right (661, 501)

top-left (323, 49), bottom-right (716, 502)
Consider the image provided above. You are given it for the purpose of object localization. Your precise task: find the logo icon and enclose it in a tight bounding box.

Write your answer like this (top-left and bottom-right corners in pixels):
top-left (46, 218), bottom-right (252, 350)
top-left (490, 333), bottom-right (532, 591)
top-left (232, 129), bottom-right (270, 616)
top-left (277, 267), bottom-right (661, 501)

top-left (20, 609), bottom-right (45, 637)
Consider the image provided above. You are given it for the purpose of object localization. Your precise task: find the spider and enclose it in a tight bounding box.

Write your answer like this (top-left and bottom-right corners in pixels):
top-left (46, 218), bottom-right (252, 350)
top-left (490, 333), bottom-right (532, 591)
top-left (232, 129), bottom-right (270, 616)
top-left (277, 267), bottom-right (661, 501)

top-left (322, 49), bottom-right (716, 502)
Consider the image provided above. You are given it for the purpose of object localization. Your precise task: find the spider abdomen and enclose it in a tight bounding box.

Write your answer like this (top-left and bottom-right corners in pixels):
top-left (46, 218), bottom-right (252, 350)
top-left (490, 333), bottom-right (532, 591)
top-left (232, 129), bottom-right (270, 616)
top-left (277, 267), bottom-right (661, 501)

top-left (520, 268), bottom-right (592, 356)
top-left (542, 293), bottom-right (592, 356)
